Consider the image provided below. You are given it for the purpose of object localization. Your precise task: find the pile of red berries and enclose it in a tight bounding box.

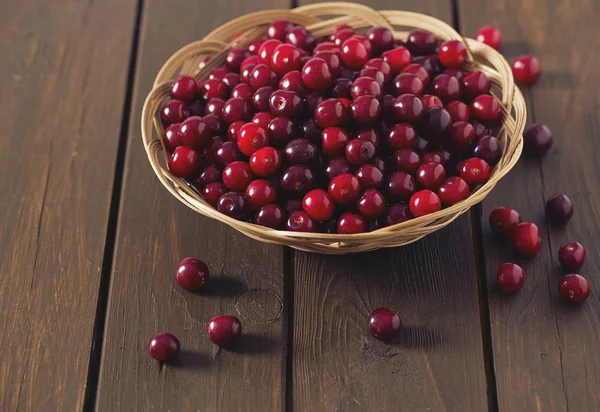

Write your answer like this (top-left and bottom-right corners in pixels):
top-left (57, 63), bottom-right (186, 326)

top-left (490, 194), bottom-right (590, 304)
top-left (160, 21), bottom-right (515, 234)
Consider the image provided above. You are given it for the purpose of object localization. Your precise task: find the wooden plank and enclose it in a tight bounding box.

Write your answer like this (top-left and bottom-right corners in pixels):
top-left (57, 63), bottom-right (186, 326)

top-left (292, 1), bottom-right (489, 411)
top-left (459, 0), bottom-right (600, 410)
top-left (0, 1), bottom-right (138, 411)
top-left (95, 1), bottom-right (290, 411)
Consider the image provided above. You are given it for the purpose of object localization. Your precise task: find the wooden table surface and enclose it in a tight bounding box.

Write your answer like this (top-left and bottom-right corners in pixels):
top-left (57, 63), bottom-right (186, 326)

top-left (1, 0), bottom-right (599, 410)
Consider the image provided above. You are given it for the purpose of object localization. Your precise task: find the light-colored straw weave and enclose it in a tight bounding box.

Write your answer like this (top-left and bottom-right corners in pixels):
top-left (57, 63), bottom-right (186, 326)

top-left (141, 2), bottom-right (525, 254)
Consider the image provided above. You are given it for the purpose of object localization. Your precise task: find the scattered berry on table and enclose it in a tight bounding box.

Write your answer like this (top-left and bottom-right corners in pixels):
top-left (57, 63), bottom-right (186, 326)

top-left (175, 257), bottom-right (209, 292)
top-left (512, 222), bottom-right (542, 256)
top-left (148, 333), bottom-right (181, 362)
top-left (206, 316), bottom-right (242, 347)
top-left (512, 55), bottom-right (541, 85)
top-left (368, 307), bottom-right (402, 340)
top-left (558, 242), bottom-right (586, 271)
top-left (558, 274), bottom-right (590, 304)
top-left (497, 262), bottom-right (525, 293)
top-left (475, 26), bottom-right (502, 50)
top-left (545, 194), bottom-right (574, 224)
top-left (489, 207), bottom-right (521, 235)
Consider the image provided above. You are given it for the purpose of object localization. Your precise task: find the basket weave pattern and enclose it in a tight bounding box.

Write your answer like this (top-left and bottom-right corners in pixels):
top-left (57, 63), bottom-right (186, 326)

top-left (141, 2), bottom-right (526, 254)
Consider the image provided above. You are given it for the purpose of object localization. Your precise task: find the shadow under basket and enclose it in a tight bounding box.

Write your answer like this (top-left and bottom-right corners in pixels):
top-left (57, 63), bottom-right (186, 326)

top-left (141, 2), bottom-right (525, 254)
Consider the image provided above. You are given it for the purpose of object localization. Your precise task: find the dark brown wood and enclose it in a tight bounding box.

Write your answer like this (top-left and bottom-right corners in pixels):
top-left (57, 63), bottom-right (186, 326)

top-left (292, 2), bottom-right (489, 411)
top-left (459, 0), bottom-right (600, 410)
top-left (95, 1), bottom-right (290, 410)
top-left (0, 1), bottom-right (138, 410)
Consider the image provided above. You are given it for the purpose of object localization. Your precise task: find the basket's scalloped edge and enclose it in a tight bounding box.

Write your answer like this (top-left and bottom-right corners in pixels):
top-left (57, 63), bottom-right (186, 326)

top-left (141, 2), bottom-right (526, 254)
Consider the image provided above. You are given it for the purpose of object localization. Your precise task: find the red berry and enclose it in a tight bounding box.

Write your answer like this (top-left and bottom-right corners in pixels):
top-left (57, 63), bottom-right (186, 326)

top-left (460, 157), bottom-right (491, 185)
top-left (325, 158), bottom-right (352, 181)
top-left (321, 127), bottom-right (349, 157)
top-left (340, 36), bottom-right (372, 69)
top-left (475, 26), bottom-right (502, 50)
top-left (355, 164), bottom-right (384, 189)
top-left (256, 204), bottom-right (286, 229)
top-left (489, 207), bottom-right (521, 235)
top-left (163, 123), bottom-right (183, 152)
top-left (392, 148), bottom-right (421, 174)
top-left (450, 121), bottom-right (476, 150)
top-left (302, 57), bottom-right (333, 90)
top-left (287, 209), bottom-right (316, 232)
top-left (245, 179), bottom-right (276, 210)
top-left (366, 26), bottom-right (394, 54)
top-left (331, 27), bottom-right (356, 47)
top-left (271, 43), bottom-right (302, 75)
top-left (430, 74), bottom-right (461, 103)
top-left (148, 333), bottom-right (180, 361)
top-left (302, 189), bottom-right (335, 222)
top-left (387, 171), bottom-right (416, 201)
top-left (202, 182), bottom-right (227, 206)
top-left (512, 222), bottom-right (542, 256)
top-left (215, 141), bottom-right (242, 165)
top-left (365, 58), bottom-right (392, 83)
top-left (497, 263), bottom-right (525, 293)
top-left (438, 40), bottom-right (468, 69)
top-left (207, 315), bottom-right (242, 347)
top-left (205, 98), bottom-right (225, 117)
top-left (237, 122), bottom-right (269, 155)
top-left (249, 146), bottom-right (281, 177)
top-left (337, 212), bottom-right (367, 234)
top-left (197, 165), bottom-right (221, 185)
top-left (175, 257), bottom-right (209, 292)
top-left (345, 138), bottom-right (376, 165)
top-left (416, 161), bottom-right (446, 190)
top-left (248, 39), bottom-right (264, 55)
top-left (284, 139), bottom-right (318, 165)
top-left (314, 51), bottom-right (342, 77)
top-left (512, 55), bottom-right (541, 85)
top-left (249, 64), bottom-right (278, 90)
top-left (286, 27), bottom-right (316, 53)
top-left (258, 39), bottom-right (283, 63)
top-left (171, 75), bottom-right (197, 102)
top-left (328, 173), bottom-right (360, 204)
top-left (392, 73), bottom-right (425, 96)
top-left (471, 94), bottom-right (501, 123)
top-left (252, 112), bottom-right (273, 131)
top-left (222, 97), bottom-right (252, 124)
top-left (280, 165), bottom-right (317, 196)
top-left (161, 100), bottom-right (190, 125)
top-left (358, 189), bottom-right (386, 219)
top-left (381, 204), bottom-right (413, 226)
top-left (268, 116), bottom-right (296, 148)
top-left (558, 274), bottom-right (590, 304)
top-left (201, 78), bottom-right (229, 101)
top-left (406, 29), bottom-right (437, 55)
top-left (381, 46), bottom-right (412, 75)
top-left (314, 42), bottom-right (340, 54)
top-left (462, 71), bottom-right (491, 101)
top-left (169, 146), bottom-right (202, 179)
top-left (231, 83), bottom-right (254, 101)
top-left (523, 124), bottom-right (553, 155)
top-left (403, 63), bottom-right (431, 86)
top-left (315, 98), bottom-right (346, 128)
top-left (269, 90), bottom-right (303, 118)
top-left (545, 193), bottom-right (573, 223)
top-left (368, 307), bottom-right (402, 341)
top-left (409, 190), bottom-right (442, 217)
top-left (387, 123), bottom-right (416, 150)
top-left (445, 100), bottom-right (470, 123)
top-left (222, 161), bottom-right (253, 191)
top-left (225, 48), bottom-right (250, 72)
top-left (279, 70), bottom-right (307, 95)
top-left (349, 96), bottom-right (381, 125)
top-left (267, 19), bottom-right (293, 41)
top-left (438, 176), bottom-right (470, 206)
top-left (392, 94), bottom-right (424, 123)
top-left (421, 94), bottom-right (443, 110)
top-left (351, 76), bottom-right (382, 99)
top-left (209, 67), bottom-right (228, 80)
top-left (474, 136), bottom-right (502, 165)
top-left (559, 242), bottom-right (586, 271)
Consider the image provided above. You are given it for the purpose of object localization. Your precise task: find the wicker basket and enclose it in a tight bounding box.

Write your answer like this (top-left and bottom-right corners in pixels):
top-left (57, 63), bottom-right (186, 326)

top-left (141, 2), bottom-right (526, 254)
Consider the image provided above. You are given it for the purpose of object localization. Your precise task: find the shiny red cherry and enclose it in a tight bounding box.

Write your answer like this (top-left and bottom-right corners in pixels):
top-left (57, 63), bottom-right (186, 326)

top-left (558, 242), bottom-right (586, 271)
top-left (171, 75), bottom-right (197, 102)
top-left (302, 189), bottom-right (335, 222)
top-left (409, 190), bottom-right (442, 217)
top-left (368, 307), bottom-right (402, 341)
top-left (148, 333), bottom-right (181, 361)
top-left (438, 176), bottom-right (470, 206)
top-left (337, 212), bottom-right (367, 234)
top-left (512, 55), bottom-right (541, 85)
top-left (175, 257), bottom-right (209, 292)
top-left (207, 315), bottom-right (242, 347)
top-left (328, 173), bottom-right (360, 204)
top-left (558, 274), bottom-right (590, 304)
top-left (460, 157), bottom-right (491, 185)
top-left (475, 26), bottom-right (502, 50)
top-left (512, 222), bottom-right (541, 256)
top-left (497, 263), bottom-right (525, 293)
top-left (489, 207), bottom-right (521, 235)
top-left (249, 146), bottom-right (281, 177)
top-left (169, 146), bottom-right (202, 179)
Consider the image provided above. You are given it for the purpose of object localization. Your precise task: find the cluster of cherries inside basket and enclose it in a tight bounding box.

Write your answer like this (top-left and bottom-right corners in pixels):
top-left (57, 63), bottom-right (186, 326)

top-left (160, 21), bottom-right (542, 235)
top-left (147, 22), bottom-right (579, 362)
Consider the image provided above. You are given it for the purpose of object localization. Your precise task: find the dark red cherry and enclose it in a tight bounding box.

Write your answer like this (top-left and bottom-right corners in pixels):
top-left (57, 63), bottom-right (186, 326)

top-left (302, 189), bottom-right (335, 222)
top-left (391, 148), bottom-right (421, 174)
top-left (205, 98), bottom-right (225, 117)
top-left (237, 122), bottom-right (269, 155)
top-left (558, 242), bottom-right (586, 271)
top-left (256, 204), bottom-right (286, 229)
top-left (325, 158), bottom-right (352, 181)
top-left (215, 141), bottom-right (242, 165)
top-left (314, 42), bottom-right (340, 54)
top-left (313, 51), bottom-right (342, 77)
top-left (472, 119), bottom-right (492, 139)
top-left (476, 26), bottom-right (502, 51)
top-left (366, 26), bottom-right (394, 54)
top-left (474, 136), bottom-right (502, 165)
top-left (387, 171), bottom-right (416, 201)
top-left (207, 315), bottom-right (242, 347)
top-left (249, 64), bottom-right (279, 90)
top-left (416, 161), bottom-right (446, 190)
top-left (331, 27), bottom-right (356, 47)
top-left (438, 40), bottom-right (467, 68)
top-left (381, 46), bottom-right (412, 75)
top-left (284, 138), bottom-right (318, 165)
top-left (445, 100), bottom-right (470, 123)
top-left (423, 106), bottom-right (452, 135)
top-left (287, 210), bottom-right (316, 232)
top-left (202, 182), bottom-right (227, 206)
top-left (231, 83), bottom-right (254, 101)
top-left (409, 190), bottom-right (442, 217)
top-left (406, 29), bottom-right (437, 55)
top-left (460, 157), bottom-right (491, 185)
top-left (356, 164), bottom-right (383, 189)
top-left (442, 68), bottom-right (464, 80)
top-left (421, 94), bottom-right (443, 110)
top-left (222, 97), bottom-right (252, 124)
top-left (345, 138), bottom-right (376, 165)
top-left (430, 74), bottom-right (461, 103)
top-left (364, 58), bottom-right (392, 83)
top-left (391, 73), bottom-right (424, 96)
top-left (351, 76), bottom-right (382, 99)
top-left (267, 19), bottom-right (293, 41)
top-left (558, 274), bottom-right (590, 304)
top-left (358, 189), bottom-right (386, 219)
top-left (523, 124), bottom-right (553, 155)
top-left (271, 43), bottom-right (302, 75)
top-left (203, 114), bottom-right (226, 136)
top-left (340, 36), bottom-right (372, 69)
top-left (175, 257), bottom-right (209, 292)
top-left (227, 120), bottom-right (245, 142)
top-left (349, 96), bottom-right (381, 126)
top-left (217, 192), bottom-right (246, 219)
top-left (402, 63), bottom-right (430, 86)
top-left (148, 333), bottom-right (180, 362)
top-left (197, 165), bottom-right (222, 185)
top-left (249, 146), bottom-right (281, 177)
top-left (286, 26), bottom-right (316, 53)
top-left (161, 100), bottom-right (190, 125)
top-left (314, 98), bottom-right (346, 128)
top-left (497, 263), bottom-right (525, 293)
top-left (241, 55), bottom-right (261, 73)
top-left (209, 67), bottom-right (228, 80)
top-left (462, 71), bottom-right (491, 101)
top-left (245, 179), bottom-right (276, 210)
top-left (512, 55), bottom-right (541, 85)
top-left (252, 112), bottom-right (273, 131)
top-left (332, 78), bottom-right (353, 99)
top-left (545, 194), bottom-right (573, 223)
top-left (302, 57), bottom-right (333, 90)
top-left (248, 38), bottom-right (264, 55)
top-left (355, 128), bottom-right (381, 149)
top-left (169, 146), bottom-right (202, 179)
top-left (322, 127), bottom-right (350, 157)
top-left (163, 123), bottom-right (183, 152)
top-left (381, 204), bottom-right (413, 226)
top-left (328, 173), bottom-right (361, 204)
top-left (222, 161), bottom-right (253, 191)
top-left (471, 94), bottom-right (501, 123)
top-left (392, 94), bottom-right (424, 123)
top-left (512, 222), bottom-right (541, 256)
top-left (368, 307), bottom-right (402, 341)
top-left (225, 48), bottom-right (250, 72)
top-left (437, 176), bottom-right (470, 206)
top-left (201, 79), bottom-right (229, 101)
top-left (279, 70), bottom-right (307, 95)
top-left (269, 90), bottom-right (303, 118)
top-left (280, 165), bottom-right (317, 195)
top-left (258, 39), bottom-right (283, 63)
top-left (489, 207), bottom-right (521, 235)
top-left (268, 116), bottom-right (296, 149)
top-left (337, 212), bottom-right (367, 234)
top-left (171, 75), bottom-right (197, 102)
top-left (450, 121), bottom-right (476, 150)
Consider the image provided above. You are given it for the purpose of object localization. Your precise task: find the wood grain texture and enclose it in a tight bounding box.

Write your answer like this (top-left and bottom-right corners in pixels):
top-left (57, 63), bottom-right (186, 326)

top-left (95, 1), bottom-right (290, 411)
top-left (0, 1), bottom-right (137, 410)
top-left (459, 0), bottom-right (600, 410)
top-left (292, 2), bottom-right (488, 411)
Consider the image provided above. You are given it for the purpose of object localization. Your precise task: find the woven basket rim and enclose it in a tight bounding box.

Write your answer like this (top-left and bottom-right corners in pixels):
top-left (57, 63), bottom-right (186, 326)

top-left (141, 2), bottom-right (526, 254)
